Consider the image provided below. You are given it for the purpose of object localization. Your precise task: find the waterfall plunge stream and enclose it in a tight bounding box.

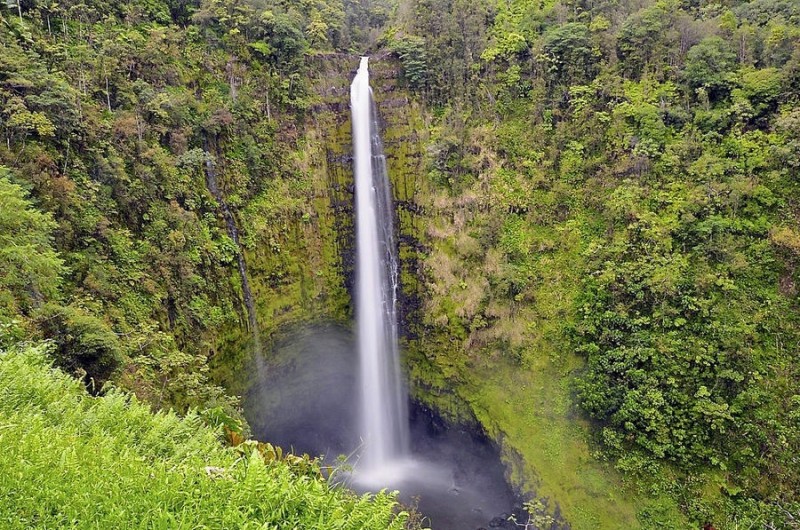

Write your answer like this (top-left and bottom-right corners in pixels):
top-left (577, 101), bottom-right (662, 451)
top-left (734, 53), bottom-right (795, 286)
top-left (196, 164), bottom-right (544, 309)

top-left (351, 56), bottom-right (410, 477)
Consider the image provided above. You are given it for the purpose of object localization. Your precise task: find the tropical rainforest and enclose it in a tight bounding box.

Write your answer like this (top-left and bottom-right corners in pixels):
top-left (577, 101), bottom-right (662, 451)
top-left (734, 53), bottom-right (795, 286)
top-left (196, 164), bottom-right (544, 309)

top-left (0, 0), bottom-right (799, 528)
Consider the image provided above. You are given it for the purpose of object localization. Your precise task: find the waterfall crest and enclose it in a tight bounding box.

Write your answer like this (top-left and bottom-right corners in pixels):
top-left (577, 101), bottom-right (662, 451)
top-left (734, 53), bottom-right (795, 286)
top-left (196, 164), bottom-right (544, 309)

top-left (351, 56), bottom-right (409, 473)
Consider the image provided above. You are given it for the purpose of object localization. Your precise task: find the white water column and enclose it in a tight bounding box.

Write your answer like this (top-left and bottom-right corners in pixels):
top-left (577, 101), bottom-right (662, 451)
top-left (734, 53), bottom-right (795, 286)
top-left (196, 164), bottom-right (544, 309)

top-left (351, 56), bottom-right (409, 473)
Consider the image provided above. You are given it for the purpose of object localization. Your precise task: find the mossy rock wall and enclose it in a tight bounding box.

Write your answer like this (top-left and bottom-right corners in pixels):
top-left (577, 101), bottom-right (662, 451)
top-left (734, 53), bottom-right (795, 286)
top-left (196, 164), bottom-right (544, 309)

top-left (210, 54), bottom-right (357, 393)
top-left (368, 58), bottom-right (476, 422)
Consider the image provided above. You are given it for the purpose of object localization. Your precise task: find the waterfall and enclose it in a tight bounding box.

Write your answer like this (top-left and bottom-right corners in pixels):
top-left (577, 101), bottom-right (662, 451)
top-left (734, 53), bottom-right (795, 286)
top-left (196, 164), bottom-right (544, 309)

top-left (351, 56), bottom-right (409, 473)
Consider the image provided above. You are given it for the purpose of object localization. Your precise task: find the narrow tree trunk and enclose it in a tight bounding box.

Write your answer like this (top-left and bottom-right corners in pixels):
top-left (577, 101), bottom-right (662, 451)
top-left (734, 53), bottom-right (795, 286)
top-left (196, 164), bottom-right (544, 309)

top-left (135, 114), bottom-right (143, 143)
top-left (265, 80), bottom-right (272, 123)
top-left (106, 75), bottom-right (112, 112)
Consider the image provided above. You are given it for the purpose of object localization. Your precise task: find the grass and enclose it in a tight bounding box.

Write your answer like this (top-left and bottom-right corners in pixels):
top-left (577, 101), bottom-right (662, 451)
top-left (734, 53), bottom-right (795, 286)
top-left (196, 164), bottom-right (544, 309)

top-left (462, 359), bottom-right (647, 529)
top-left (456, 311), bottom-right (694, 530)
top-left (0, 343), bottom-right (405, 530)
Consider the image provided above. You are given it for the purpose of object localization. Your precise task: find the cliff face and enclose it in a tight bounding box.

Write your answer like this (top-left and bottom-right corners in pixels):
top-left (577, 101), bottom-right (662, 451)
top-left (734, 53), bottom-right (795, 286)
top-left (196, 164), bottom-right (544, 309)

top-left (210, 55), bottom-right (356, 392)
top-left (297, 55), bottom-right (467, 419)
top-left (213, 53), bottom-right (432, 380)
top-left (364, 60), bottom-right (645, 528)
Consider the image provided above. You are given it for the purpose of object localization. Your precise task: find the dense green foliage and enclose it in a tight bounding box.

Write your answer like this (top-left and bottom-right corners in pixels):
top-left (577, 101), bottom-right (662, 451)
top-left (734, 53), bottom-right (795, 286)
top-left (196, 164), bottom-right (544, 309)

top-left (0, 169), bottom-right (64, 342)
top-left (0, 344), bottom-right (405, 529)
top-left (385, 0), bottom-right (800, 526)
top-left (0, 0), bottom-right (365, 411)
top-left (0, 2), bottom-right (406, 526)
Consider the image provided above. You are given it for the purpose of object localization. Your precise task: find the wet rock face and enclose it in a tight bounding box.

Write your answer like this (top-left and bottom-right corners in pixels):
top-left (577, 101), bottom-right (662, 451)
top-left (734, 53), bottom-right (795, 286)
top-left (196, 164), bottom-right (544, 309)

top-left (304, 54), bottom-right (429, 342)
top-left (368, 58), bottom-right (429, 343)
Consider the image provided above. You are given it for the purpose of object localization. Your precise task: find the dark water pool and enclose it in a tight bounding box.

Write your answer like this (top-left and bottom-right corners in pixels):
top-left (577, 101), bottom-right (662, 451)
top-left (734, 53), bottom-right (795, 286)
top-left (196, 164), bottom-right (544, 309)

top-left (244, 324), bottom-right (522, 530)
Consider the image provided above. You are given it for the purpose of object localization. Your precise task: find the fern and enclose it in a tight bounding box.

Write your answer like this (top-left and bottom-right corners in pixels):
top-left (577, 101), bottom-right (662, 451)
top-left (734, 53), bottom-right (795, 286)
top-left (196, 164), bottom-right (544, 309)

top-left (0, 344), bottom-right (407, 530)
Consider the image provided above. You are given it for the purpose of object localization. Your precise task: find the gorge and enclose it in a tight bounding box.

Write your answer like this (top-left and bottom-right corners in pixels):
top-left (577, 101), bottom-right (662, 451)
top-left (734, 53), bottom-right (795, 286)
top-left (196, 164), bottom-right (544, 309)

top-left (244, 57), bottom-right (523, 530)
top-left (2, 1), bottom-right (800, 529)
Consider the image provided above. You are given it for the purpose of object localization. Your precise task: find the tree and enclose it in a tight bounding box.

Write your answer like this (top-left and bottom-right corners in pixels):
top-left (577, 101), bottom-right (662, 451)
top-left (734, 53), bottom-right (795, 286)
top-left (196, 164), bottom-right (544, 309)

top-left (390, 34), bottom-right (429, 92)
top-left (541, 22), bottom-right (595, 85)
top-left (38, 303), bottom-right (122, 391)
top-left (617, 1), bottom-right (677, 79)
top-left (0, 167), bottom-right (64, 318)
top-left (683, 36), bottom-right (737, 101)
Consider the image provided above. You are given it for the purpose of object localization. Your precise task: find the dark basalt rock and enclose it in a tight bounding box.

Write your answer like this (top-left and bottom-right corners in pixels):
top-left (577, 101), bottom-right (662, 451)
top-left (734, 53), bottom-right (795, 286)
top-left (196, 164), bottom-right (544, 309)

top-left (396, 199), bottom-right (425, 214)
top-left (488, 514), bottom-right (515, 529)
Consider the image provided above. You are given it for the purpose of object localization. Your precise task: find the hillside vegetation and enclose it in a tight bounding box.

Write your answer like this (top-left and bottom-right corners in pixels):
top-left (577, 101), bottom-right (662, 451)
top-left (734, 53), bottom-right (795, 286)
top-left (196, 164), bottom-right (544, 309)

top-left (0, 0), bottom-right (371, 412)
top-left (0, 1), bottom-right (402, 527)
top-left (1, 0), bottom-right (800, 528)
top-left (385, 0), bottom-right (800, 527)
